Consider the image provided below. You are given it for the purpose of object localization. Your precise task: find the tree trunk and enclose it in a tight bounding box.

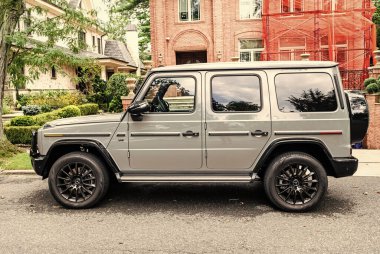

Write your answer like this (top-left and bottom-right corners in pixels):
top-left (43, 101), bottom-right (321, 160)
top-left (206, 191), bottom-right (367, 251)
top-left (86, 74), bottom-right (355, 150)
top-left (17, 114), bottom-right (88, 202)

top-left (0, 0), bottom-right (25, 138)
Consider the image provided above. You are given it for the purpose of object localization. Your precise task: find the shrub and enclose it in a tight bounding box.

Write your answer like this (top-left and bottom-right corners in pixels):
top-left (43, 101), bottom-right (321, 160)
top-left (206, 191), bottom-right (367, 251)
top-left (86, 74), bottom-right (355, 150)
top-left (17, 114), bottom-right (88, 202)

top-left (87, 76), bottom-right (110, 111)
top-left (78, 103), bottom-right (99, 116)
top-left (0, 138), bottom-right (22, 157)
top-left (57, 105), bottom-right (81, 118)
top-left (11, 116), bottom-right (37, 126)
top-left (22, 105), bottom-right (41, 116)
top-left (33, 111), bottom-right (60, 126)
top-left (17, 91), bottom-right (87, 109)
top-left (366, 83), bottom-right (379, 94)
top-left (4, 126), bottom-right (41, 145)
top-left (41, 104), bottom-right (53, 113)
top-left (106, 73), bottom-right (129, 112)
top-left (364, 78), bottom-right (377, 88)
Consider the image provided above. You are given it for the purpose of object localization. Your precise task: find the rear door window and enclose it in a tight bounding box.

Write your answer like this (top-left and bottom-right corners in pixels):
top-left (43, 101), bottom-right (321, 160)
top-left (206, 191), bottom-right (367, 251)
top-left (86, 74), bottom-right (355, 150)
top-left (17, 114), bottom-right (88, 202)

top-left (275, 73), bottom-right (338, 113)
top-left (211, 75), bottom-right (261, 112)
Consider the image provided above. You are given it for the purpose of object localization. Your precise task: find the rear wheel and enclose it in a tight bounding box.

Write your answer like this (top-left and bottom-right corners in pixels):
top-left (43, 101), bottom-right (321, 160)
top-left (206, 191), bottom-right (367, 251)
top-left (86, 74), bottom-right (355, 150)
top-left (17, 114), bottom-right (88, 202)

top-left (48, 152), bottom-right (110, 209)
top-left (264, 152), bottom-right (328, 212)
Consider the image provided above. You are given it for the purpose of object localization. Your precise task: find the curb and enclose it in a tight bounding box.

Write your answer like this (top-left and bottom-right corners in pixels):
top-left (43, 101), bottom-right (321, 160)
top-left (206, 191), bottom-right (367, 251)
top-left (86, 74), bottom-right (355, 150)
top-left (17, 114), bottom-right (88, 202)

top-left (0, 170), bottom-right (35, 175)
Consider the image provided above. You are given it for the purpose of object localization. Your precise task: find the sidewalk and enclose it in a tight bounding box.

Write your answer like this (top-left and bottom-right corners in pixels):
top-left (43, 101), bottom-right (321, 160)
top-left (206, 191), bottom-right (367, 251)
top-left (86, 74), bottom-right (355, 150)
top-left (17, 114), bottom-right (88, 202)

top-left (353, 149), bottom-right (380, 177)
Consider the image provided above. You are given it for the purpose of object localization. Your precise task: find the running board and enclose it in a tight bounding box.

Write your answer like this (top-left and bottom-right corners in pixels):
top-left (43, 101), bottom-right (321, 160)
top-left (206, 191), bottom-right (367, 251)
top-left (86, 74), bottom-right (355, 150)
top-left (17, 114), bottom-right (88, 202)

top-left (117, 174), bottom-right (257, 183)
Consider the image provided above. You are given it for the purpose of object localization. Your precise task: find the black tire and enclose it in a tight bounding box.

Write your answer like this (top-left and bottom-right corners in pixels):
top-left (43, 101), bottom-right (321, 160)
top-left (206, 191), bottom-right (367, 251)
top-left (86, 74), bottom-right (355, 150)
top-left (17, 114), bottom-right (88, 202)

top-left (263, 152), bottom-right (328, 212)
top-left (48, 152), bottom-right (110, 209)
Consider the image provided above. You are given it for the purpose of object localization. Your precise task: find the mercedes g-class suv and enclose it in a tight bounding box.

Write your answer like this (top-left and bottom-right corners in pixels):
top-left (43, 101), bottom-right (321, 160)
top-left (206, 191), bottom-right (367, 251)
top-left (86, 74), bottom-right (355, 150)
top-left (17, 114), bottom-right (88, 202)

top-left (30, 61), bottom-right (368, 212)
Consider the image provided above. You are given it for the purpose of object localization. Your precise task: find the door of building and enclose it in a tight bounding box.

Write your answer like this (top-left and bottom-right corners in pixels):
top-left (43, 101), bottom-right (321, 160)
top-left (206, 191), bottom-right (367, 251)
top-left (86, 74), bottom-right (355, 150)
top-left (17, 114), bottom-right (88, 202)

top-left (176, 51), bottom-right (207, 65)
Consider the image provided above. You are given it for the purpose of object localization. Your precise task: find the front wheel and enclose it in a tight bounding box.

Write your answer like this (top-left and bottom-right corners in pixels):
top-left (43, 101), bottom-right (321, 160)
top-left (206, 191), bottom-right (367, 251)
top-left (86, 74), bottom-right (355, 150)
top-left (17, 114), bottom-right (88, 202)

top-left (264, 152), bottom-right (328, 212)
top-left (48, 152), bottom-right (110, 209)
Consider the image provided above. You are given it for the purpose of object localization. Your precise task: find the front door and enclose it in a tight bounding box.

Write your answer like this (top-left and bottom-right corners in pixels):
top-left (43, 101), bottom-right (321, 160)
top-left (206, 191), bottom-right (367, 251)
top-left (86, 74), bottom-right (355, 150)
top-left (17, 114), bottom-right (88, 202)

top-left (205, 71), bottom-right (271, 171)
top-left (176, 51), bottom-right (207, 65)
top-left (128, 72), bottom-right (203, 170)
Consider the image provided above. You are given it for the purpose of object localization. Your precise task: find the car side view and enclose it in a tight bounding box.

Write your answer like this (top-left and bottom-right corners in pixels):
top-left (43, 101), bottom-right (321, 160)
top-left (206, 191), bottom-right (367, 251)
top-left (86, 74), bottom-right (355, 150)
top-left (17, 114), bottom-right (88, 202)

top-left (30, 61), bottom-right (369, 212)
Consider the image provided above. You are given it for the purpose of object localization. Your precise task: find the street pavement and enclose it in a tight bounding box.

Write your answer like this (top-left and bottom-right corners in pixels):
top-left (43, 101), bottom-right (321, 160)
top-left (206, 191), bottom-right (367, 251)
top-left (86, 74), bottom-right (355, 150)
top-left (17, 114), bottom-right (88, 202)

top-left (0, 172), bottom-right (379, 253)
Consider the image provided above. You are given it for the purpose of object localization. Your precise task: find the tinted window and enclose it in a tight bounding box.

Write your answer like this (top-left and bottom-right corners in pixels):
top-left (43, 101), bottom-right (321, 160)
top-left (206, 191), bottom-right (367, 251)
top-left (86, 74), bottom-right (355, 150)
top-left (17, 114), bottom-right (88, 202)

top-left (143, 77), bottom-right (195, 113)
top-left (275, 73), bottom-right (337, 112)
top-left (211, 75), bottom-right (261, 112)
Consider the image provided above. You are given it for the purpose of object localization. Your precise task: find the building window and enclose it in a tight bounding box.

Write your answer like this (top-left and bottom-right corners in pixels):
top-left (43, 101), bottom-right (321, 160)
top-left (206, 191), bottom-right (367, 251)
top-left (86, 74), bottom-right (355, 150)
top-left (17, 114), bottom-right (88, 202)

top-left (279, 37), bottom-right (305, 60)
top-left (320, 35), bottom-right (347, 67)
top-left (51, 66), bottom-right (57, 79)
top-left (211, 75), bottom-right (261, 112)
top-left (322, 0), bottom-right (346, 12)
top-left (179, 0), bottom-right (200, 22)
top-left (282, 0), bottom-right (303, 13)
top-left (97, 38), bottom-right (102, 54)
top-left (92, 36), bottom-right (95, 48)
top-left (240, 0), bottom-right (262, 19)
top-left (239, 39), bottom-right (264, 62)
top-left (78, 31), bottom-right (86, 46)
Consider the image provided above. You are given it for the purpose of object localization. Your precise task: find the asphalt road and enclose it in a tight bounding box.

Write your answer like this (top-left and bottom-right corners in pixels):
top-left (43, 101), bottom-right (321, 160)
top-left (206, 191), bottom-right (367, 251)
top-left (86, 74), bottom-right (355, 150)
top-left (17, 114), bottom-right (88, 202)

top-left (0, 175), bottom-right (379, 253)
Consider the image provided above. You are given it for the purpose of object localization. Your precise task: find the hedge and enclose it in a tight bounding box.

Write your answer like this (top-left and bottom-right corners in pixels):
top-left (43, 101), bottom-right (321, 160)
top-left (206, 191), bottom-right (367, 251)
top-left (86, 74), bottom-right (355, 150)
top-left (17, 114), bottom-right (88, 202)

top-left (11, 116), bottom-right (36, 126)
top-left (5, 126), bottom-right (41, 144)
top-left (78, 103), bottom-right (99, 116)
top-left (57, 105), bottom-right (81, 118)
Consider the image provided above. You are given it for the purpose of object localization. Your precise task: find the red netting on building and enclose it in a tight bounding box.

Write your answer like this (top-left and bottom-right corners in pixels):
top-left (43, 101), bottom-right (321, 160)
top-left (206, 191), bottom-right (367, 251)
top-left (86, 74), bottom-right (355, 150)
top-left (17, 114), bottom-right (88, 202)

top-left (261, 0), bottom-right (376, 89)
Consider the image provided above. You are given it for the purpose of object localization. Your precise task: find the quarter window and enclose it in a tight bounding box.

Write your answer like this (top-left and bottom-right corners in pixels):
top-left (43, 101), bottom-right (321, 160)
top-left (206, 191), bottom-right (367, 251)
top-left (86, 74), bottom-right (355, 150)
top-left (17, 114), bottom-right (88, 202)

top-left (239, 39), bottom-right (264, 62)
top-left (275, 73), bottom-right (338, 113)
top-left (240, 0), bottom-right (262, 19)
top-left (179, 0), bottom-right (200, 22)
top-left (143, 77), bottom-right (196, 113)
top-left (211, 75), bottom-right (261, 112)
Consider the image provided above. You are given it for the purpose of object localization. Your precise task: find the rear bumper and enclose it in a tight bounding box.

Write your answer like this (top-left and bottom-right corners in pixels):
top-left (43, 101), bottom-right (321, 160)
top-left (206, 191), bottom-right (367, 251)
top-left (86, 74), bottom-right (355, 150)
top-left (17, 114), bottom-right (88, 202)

top-left (331, 156), bottom-right (358, 178)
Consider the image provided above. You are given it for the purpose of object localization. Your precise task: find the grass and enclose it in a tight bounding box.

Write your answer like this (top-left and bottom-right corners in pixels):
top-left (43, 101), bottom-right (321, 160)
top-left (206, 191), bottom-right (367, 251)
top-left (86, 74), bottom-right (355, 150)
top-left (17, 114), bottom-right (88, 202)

top-left (0, 152), bottom-right (32, 170)
top-left (0, 139), bottom-right (32, 170)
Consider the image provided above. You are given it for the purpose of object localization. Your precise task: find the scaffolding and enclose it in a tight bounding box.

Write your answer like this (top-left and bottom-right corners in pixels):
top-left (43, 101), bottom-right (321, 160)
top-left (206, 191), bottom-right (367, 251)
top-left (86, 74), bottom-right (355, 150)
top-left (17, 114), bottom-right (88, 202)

top-left (261, 0), bottom-right (376, 89)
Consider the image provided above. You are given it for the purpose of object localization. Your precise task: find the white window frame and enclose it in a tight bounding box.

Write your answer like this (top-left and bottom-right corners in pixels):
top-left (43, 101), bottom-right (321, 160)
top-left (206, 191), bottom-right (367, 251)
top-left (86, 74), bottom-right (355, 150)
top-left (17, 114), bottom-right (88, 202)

top-left (321, 0), bottom-right (347, 12)
top-left (239, 0), bottom-right (262, 20)
top-left (279, 37), bottom-right (306, 61)
top-left (178, 0), bottom-right (201, 22)
top-left (239, 39), bottom-right (264, 62)
top-left (320, 37), bottom-right (348, 63)
top-left (281, 0), bottom-right (304, 14)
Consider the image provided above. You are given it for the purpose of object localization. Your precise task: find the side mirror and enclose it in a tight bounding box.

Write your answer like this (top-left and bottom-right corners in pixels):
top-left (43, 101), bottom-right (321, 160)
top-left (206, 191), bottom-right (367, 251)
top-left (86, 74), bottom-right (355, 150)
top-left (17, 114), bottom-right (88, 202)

top-left (128, 100), bottom-right (150, 121)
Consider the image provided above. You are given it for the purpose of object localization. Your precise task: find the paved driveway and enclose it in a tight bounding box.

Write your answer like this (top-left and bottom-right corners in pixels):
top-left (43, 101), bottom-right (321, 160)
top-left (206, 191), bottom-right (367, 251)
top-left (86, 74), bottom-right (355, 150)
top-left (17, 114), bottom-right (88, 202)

top-left (0, 174), bottom-right (379, 253)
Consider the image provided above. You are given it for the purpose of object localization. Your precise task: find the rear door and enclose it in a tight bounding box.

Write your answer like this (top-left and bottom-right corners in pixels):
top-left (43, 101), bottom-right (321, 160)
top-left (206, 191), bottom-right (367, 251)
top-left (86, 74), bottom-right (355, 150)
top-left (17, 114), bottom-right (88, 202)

top-left (205, 71), bottom-right (271, 170)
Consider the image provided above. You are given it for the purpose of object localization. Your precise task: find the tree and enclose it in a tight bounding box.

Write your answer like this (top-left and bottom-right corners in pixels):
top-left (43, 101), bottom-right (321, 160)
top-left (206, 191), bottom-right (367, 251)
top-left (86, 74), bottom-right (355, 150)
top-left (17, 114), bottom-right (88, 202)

top-left (0, 0), bottom-right (101, 137)
top-left (373, 0), bottom-right (380, 49)
top-left (115, 0), bottom-right (150, 60)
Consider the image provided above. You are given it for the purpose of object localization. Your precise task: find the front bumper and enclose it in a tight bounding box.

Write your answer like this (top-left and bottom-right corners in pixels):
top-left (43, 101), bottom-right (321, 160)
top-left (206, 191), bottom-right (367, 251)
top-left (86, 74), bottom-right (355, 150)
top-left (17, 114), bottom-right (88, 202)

top-left (31, 156), bottom-right (46, 176)
top-left (331, 156), bottom-right (358, 178)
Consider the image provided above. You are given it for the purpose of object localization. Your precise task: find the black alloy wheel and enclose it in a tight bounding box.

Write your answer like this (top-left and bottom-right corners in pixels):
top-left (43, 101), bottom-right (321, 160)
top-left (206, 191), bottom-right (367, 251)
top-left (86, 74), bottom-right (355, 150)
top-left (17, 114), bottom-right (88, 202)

top-left (49, 152), bottom-right (109, 209)
top-left (264, 152), bottom-right (328, 212)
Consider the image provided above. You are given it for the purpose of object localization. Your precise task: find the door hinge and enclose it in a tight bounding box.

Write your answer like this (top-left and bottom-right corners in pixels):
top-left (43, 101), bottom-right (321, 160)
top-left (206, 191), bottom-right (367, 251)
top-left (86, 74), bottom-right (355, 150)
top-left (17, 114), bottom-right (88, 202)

top-left (127, 151), bottom-right (130, 158)
top-left (204, 122), bottom-right (207, 130)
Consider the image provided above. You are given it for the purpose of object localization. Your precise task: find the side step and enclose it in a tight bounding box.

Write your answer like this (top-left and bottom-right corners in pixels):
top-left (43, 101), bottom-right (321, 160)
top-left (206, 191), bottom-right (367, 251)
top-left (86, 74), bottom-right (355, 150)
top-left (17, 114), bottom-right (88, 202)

top-left (117, 174), bottom-right (256, 183)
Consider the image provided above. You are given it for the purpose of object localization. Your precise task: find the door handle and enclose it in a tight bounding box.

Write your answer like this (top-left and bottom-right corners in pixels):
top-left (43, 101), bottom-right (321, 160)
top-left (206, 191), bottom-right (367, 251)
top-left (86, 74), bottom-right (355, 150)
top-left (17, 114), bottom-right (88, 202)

top-left (251, 130), bottom-right (269, 137)
top-left (182, 131), bottom-right (199, 137)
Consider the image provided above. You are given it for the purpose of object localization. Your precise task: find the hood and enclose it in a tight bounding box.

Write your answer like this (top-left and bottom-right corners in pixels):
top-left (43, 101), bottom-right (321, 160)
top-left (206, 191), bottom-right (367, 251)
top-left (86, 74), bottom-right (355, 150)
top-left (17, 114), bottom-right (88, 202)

top-left (47, 113), bottom-right (122, 127)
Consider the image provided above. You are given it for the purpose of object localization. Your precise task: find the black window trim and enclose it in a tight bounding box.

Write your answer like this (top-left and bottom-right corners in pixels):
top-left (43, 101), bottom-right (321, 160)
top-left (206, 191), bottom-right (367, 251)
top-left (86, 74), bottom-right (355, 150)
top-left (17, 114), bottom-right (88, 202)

top-left (210, 73), bottom-right (263, 114)
top-left (274, 71), bottom-right (339, 114)
top-left (140, 74), bottom-right (198, 115)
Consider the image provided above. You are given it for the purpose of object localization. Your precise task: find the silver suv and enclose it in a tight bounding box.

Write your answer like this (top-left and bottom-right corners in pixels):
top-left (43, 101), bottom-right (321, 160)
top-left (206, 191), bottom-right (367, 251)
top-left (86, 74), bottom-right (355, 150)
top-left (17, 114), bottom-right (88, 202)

top-left (30, 61), bottom-right (368, 212)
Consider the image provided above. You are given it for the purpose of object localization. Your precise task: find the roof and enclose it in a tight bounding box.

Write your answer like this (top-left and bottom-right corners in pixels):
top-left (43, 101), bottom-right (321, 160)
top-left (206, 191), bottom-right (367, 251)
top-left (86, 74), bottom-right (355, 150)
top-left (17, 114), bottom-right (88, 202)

top-left (104, 40), bottom-right (137, 67)
top-left (152, 61), bottom-right (339, 72)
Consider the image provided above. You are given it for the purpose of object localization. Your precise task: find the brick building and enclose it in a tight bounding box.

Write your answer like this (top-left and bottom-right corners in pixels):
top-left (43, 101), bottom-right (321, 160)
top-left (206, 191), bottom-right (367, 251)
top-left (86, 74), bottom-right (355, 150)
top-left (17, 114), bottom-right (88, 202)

top-left (150, 0), bottom-right (376, 89)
